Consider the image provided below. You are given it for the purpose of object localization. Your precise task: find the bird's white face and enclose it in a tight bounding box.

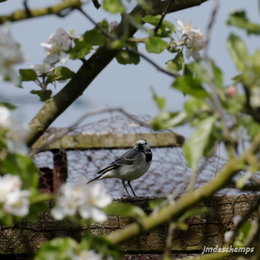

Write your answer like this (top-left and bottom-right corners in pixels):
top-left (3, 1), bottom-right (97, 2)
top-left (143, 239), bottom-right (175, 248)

top-left (134, 139), bottom-right (150, 151)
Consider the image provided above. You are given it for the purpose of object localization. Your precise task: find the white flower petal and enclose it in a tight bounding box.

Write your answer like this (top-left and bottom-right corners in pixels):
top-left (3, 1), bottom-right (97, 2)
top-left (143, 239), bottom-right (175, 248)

top-left (4, 189), bottom-right (30, 217)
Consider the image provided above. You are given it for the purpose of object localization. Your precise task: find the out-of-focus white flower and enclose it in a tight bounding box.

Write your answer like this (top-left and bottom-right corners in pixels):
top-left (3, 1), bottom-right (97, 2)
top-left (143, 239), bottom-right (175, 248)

top-left (4, 189), bottom-right (30, 217)
top-left (250, 86), bottom-right (260, 108)
top-left (30, 63), bottom-right (53, 75)
top-left (232, 215), bottom-right (242, 226)
top-left (176, 19), bottom-right (193, 35)
top-left (0, 174), bottom-right (30, 217)
top-left (176, 19), bottom-right (205, 60)
top-left (41, 28), bottom-right (72, 65)
top-left (71, 250), bottom-right (103, 260)
top-left (185, 29), bottom-right (205, 59)
top-left (67, 29), bottom-right (81, 39)
top-left (0, 174), bottom-right (21, 202)
top-left (79, 183), bottom-right (112, 222)
top-left (0, 106), bottom-right (28, 154)
top-left (224, 230), bottom-right (234, 243)
top-left (51, 183), bottom-right (84, 220)
top-left (0, 23), bottom-right (24, 84)
top-left (51, 182), bottom-right (112, 222)
top-left (0, 106), bottom-right (11, 128)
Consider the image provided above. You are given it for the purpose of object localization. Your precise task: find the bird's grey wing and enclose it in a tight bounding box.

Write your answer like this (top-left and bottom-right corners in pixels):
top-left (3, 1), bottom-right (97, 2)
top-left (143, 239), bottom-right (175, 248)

top-left (113, 149), bottom-right (138, 166)
top-left (97, 149), bottom-right (137, 174)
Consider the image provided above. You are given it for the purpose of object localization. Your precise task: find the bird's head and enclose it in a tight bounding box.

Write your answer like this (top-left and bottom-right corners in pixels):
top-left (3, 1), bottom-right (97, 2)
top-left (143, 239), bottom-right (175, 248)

top-left (133, 138), bottom-right (150, 151)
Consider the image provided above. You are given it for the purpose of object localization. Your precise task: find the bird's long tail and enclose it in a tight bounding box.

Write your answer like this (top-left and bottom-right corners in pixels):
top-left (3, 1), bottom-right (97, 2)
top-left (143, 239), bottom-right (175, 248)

top-left (87, 175), bottom-right (102, 184)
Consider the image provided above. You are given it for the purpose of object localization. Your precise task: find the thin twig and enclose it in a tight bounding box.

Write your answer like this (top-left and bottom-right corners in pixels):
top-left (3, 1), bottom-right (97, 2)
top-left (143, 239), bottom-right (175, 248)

top-left (23, 0), bottom-right (32, 17)
top-left (154, 0), bottom-right (175, 35)
top-left (204, 0), bottom-right (231, 150)
top-left (163, 222), bottom-right (176, 260)
top-left (126, 45), bottom-right (180, 78)
top-left (92, 0), bottom-right (100, 9)
top-left (77, 8), bottom-right (116, 41)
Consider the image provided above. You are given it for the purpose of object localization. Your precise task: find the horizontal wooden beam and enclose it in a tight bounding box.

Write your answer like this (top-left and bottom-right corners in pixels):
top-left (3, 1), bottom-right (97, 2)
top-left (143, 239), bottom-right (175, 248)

top-left (0, 195), bottom-right (257, 255)
top-left (32, 132), bottom-right (185, 151)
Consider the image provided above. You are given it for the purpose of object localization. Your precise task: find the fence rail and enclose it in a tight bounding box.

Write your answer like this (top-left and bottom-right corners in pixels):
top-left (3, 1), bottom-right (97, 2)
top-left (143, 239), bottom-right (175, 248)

top-left (32, 132), bottom-right (185, 151)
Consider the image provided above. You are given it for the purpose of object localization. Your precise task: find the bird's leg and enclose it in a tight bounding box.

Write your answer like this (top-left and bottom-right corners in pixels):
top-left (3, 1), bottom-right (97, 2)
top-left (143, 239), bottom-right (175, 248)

top-left (122, 180), bottom-right (130, 196)
top-left (127, 181), bottom-right (136, 197)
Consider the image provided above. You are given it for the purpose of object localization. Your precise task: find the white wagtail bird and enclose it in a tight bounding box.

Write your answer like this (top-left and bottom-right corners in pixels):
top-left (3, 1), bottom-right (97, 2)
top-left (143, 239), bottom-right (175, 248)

top-left (87, 138), bottom-right (152, 196)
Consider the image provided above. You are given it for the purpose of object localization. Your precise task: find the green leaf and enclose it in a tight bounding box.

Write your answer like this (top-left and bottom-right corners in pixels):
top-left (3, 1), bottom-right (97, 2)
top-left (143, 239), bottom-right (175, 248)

top-left (183, 116), bottom-right (216, 169)
top-left (143, 15), bottom-right (175, 36)
top-left (151, 88), bottom-right (166, 110)
top-left (241, 116), bottom-right (260, 139)
top-left (145, 37), bottom-right (168, 53)
top-left (116, 46), bottom-right (140, 65)
top-left (47, 67), bottom-right (74, 82)
top-left (84, 28), bottom-right (106, 46)
top-left (103, 0), bottom-right (124, 13)
top-left (166, 51), bottom-right (184, 72)
top-left (35, 238), bottom-right (77, 260)
top-left (184, 98), bottom-right (208, 116)
top-left (187, 63), bottom-right (210, 85)
top-left (31, 90), bottom-right (52, 101)
top-left (227, 33), bottom-right (248, 71)
top-left (105, 201), bottom-right (146, 218)
top-left (172, 75), bottom-right (209, 98)
top-left (152, 111), bottom-right (189, 130)
top-left (0, 102), bottom-right (16, 110)
top-left (70, 38), bottom-right (92, 59)
top-left (234, 222), bottom-right (252, 247)
top-left (19, 69), bottom-right (37, 81)
top-left (227, 10), bottom-right (260, 35)
top-left (0, 154), bottom-right (39, 190)
top-left (143, 15), bottom-right (161, 25)
top-left (211, 60), bottom-right (224, 89)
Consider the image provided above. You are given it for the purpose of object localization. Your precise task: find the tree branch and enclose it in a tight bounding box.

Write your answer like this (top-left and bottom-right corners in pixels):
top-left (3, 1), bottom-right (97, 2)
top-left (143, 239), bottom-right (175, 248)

top-left (150, 0), bottom-right (209, 15)
top-left (0, 0), bottom-right (82, 24)
top-left (26, 0), bottom-right (209, 147)
top-left (105, 136), bottom-right (260, 245)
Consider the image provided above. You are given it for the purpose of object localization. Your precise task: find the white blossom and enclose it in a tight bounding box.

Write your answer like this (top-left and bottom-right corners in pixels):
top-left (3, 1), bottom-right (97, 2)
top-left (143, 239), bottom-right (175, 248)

top-left (185, 29), bottom-right (205, 59)
top-left (224, 230), bottom-right (234, 243)
top-left (250, 86), bottom-right (260, 108)
top-left (0, 106), bottom-right (28, 154)
top-left (0, 174), bottom-right (30, 217)
top-left (51, 183), bottom-right (83, 220)
top-left (0, 23), bottom-right (24, 84)
top-left (0, 174), bottom-right (21, 201)
top-left (79, 183), bottom-right (112, 222)
top-left (41, 28), bottom-right (73, 65)
top-left (0, 106), bottom-right (11, 128)
top-left (176, 19), bottom-right (205, 59)
top-left (176, 19), bottom-right (193, 35)
top-left (30, 63), bottom-right (53, 75)
top-left (232, 215), bottom-right (242, 226)
top-left (4, 189), bottom-right (30, 217)
top-left (51, 182), bottom-right (112, 222)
